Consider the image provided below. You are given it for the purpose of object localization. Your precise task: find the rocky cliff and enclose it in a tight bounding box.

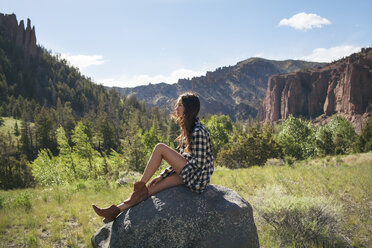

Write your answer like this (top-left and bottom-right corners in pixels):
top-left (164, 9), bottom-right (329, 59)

top-left (0, 13), bottom-right (38, 58)
top-left (113, 59), bottom-right (325, 120)
top-left (260, 48), bottom-right (372, 132)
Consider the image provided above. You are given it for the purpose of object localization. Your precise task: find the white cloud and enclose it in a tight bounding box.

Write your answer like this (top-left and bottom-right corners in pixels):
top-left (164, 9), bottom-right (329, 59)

top-left (300, 45), bottom-right (361, 62)
top-left (279, 12), bottom-right (331, 30)
top-left (98, 68), bottom-right (206, 88)
top-left (60, 53), bottom-right (105, 69)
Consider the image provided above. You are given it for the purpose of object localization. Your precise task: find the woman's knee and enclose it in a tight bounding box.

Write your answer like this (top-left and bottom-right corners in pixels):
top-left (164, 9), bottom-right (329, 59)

top-left (154, 143), bottom-right (168, 153)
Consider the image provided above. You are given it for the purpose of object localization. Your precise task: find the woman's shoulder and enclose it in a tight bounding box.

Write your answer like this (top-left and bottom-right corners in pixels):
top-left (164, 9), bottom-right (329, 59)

top-left (192, 120), bottom-right (209, 135)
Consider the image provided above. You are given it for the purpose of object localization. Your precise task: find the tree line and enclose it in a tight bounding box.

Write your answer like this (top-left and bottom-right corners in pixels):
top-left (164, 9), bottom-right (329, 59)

top-left (3, 113), bottom-right (369, 188)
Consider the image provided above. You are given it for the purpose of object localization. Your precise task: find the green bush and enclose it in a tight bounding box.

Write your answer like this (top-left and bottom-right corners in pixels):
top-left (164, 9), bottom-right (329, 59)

top-left (326, 115), bottom-right (357, 154)
top-left (276, 116), bottom-right (317, 160)
top-left (217, 123), bottom-right (283, 168)
top-left (357, 116), bottom-right (372, 152)
top-left (29, 124), bottom-right (106, 186)
top-left (255, 186), bottom-right (347, 247)
top-left (14, 192), bottom-right (32, 211)
top-left (204, 115), bottom-right (233, 158)
top-left (75, 181), bottom-right (87, 191)
top-left (315, 126), bottom-right (335, 156)
top-left (284, 155), bottom-right (295, 166)
top-left (28, 149), bottom-right (67, 186)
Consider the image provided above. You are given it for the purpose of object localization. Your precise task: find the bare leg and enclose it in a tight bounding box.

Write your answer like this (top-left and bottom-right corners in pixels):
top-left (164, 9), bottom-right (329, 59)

top-left (94, 143), bottom-right (187, 218)
top-left (117, 173), bottom-right (183, 211)
top-left (118, 143), bottom-right (186, 212)
top-left (140, 143), bottom-right (187, 183)
top-left (148, 173), bottom-right (184, 195)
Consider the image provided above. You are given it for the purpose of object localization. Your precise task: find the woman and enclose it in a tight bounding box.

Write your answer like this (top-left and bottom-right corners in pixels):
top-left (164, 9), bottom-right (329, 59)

top-left (92, 92), bottom-right (214, 223)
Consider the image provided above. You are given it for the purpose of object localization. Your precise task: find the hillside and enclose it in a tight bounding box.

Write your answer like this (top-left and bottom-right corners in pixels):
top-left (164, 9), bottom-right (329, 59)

top-left (0, 13), bottom-right (170, 190)
top-left (0, 13), bottom-right (112, 119)
top-left (260, 48), bottom-right (372, 132)
top-left (112, 58), bottom-right (326, 120)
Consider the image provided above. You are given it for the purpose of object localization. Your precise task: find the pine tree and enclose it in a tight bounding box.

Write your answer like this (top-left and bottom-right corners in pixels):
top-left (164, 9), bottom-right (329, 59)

top-left (167, 119), bottom-right (179, 148)
top-left (20, 118), bottom-right (33, 159)
top-left (122, 124), bottom-right (146, 172)
top-left (14, 122), bottom-right (20, 136)
top-left (97, 111), bottom-right (117, 154)
top-left (35, 107), bottom-right (57, 154)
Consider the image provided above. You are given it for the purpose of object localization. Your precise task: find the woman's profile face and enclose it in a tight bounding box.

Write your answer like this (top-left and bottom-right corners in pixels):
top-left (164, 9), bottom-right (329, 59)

top-left (175, 99), bottom-right (185, 117)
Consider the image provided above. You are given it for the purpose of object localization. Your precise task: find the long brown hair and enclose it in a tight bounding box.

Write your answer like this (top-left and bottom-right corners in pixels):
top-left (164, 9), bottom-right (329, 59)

top-left (172, 92), bottom-right (200, 153)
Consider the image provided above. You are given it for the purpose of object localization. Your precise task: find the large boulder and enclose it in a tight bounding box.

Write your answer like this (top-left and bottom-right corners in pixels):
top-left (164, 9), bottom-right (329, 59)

top-left (92, 184), bottom-right (259, 248)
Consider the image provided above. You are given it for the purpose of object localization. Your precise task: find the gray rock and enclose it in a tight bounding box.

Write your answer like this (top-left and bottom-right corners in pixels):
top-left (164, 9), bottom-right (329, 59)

top-left (92, 184), bottom-right (259, 248)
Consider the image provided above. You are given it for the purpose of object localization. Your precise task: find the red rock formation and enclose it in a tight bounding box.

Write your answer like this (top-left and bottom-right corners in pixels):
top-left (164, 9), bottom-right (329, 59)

top-left (260, 48), bottom-right (372, 132)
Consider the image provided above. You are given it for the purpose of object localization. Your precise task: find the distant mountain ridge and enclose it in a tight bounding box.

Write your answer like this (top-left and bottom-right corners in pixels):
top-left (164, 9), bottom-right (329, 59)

top-left (112, 58), bottom-right (326, 120)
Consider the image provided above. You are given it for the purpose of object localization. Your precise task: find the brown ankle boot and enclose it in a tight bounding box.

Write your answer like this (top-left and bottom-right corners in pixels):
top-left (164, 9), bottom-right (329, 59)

top-left (92, 204), bottom-right (121, 222)
top-left (124, 181), bottom-right (149, 207)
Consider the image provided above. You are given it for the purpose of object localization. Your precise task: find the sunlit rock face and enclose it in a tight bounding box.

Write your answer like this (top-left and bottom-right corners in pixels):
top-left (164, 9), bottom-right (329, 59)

top-left (260, 48), bottom-right (372, 133)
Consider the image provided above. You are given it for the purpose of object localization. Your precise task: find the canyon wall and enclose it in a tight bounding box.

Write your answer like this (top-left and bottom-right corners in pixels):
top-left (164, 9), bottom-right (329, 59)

top-left (260, 48), bottom-right (372, 132)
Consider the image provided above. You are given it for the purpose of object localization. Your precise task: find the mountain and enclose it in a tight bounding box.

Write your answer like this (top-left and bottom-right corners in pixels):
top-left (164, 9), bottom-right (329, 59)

top-left (112, 58), bottom-right (326, 120)
top-left (260, 48), bottom-right (372, 132)
top-left (0, 13), bottom-right (119, 119)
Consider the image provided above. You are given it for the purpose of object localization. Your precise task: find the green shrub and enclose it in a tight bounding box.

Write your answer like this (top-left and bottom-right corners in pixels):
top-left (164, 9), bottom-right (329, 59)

top-left (14, 192), bottom-right (32, 211)
top-left (255, 186), bottom-right (347, 247)
top-left (28, 149), bottom-right (67, 186)
top-left (276, 116), bottom-right (317, 160)
top-left (75, 181), bottom-right (87, 191)
top-left (217, 123), bottom-right (283, 168)
top-left (204, 115), bottom-right (233, 158)
top-left (316, 126), bottom-right (335, 156)
top-left (327, 115), bottom-right (357, 154)
top-left (357, 116), bottom-right (372, 152)
top-left (284, 155), bottom-right (295, 166)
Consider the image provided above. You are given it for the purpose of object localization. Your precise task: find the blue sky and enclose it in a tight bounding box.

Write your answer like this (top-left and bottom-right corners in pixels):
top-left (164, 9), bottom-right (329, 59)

top-left (2, 0), bottom-right (371, 87)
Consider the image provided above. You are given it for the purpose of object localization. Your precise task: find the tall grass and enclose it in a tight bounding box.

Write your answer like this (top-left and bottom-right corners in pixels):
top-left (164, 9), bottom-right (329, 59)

top-left (0, 153), bottom-right (371, 247)
top-left (211, 153), bottom-right (372, 247)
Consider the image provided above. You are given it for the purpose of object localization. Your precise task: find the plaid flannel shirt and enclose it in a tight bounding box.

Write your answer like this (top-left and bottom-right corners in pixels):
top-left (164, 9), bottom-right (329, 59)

top-left (160, 119), bottom-right (214, 193)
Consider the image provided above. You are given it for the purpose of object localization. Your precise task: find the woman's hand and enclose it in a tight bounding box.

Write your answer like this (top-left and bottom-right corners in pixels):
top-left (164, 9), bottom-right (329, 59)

top-left (148, 176), bottom-right (163, 188)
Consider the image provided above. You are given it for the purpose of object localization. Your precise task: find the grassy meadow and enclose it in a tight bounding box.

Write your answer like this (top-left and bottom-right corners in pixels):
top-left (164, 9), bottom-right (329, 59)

top-left (0, 153), bottom-right (371, 247)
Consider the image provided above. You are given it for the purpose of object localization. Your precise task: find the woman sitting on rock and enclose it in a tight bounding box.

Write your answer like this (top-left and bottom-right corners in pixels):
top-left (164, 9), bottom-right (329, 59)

top-left (92, 92), bottom-right (214, 223)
